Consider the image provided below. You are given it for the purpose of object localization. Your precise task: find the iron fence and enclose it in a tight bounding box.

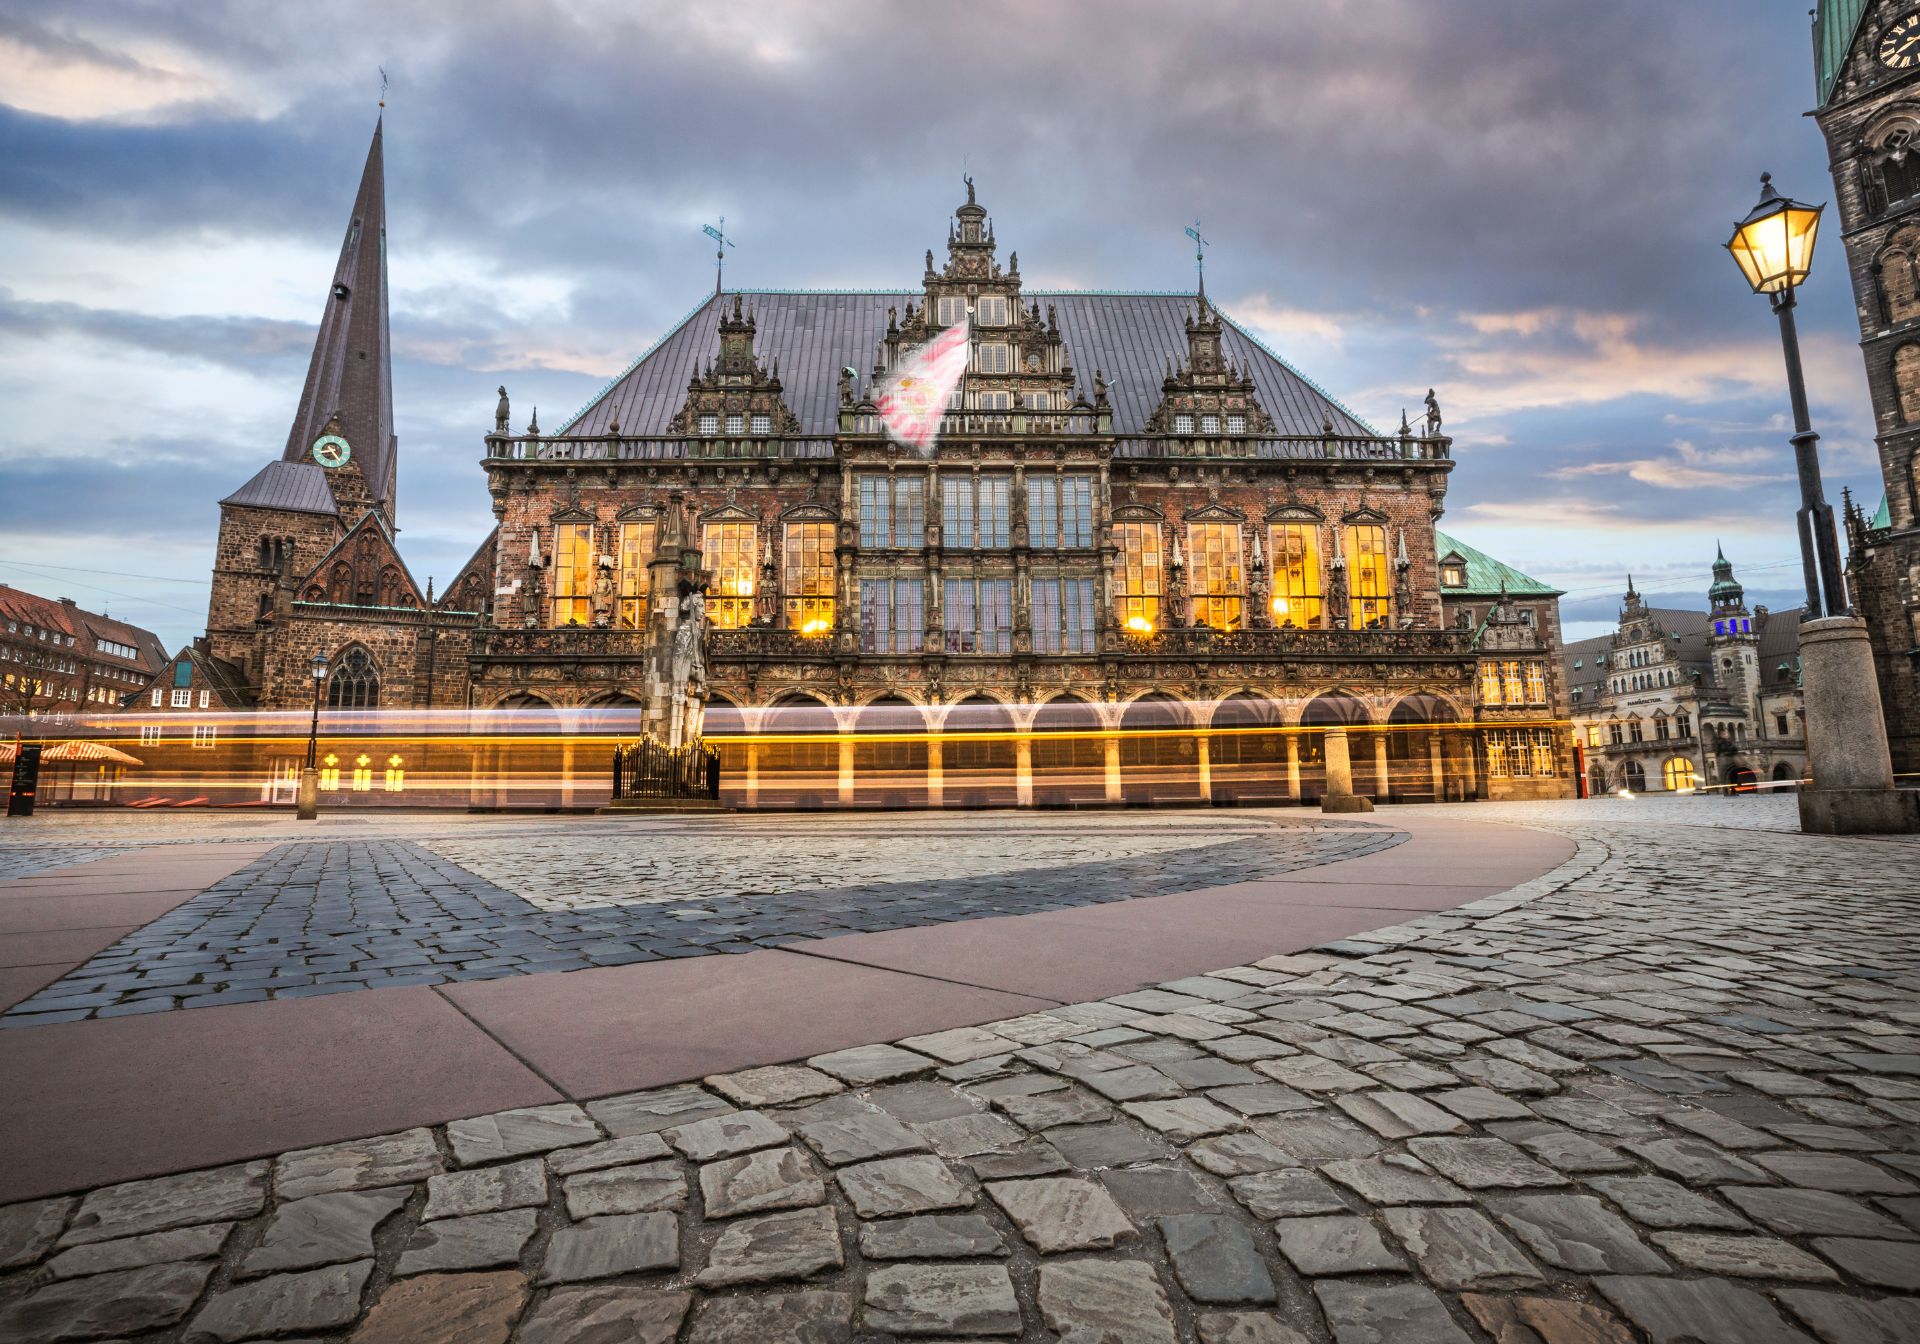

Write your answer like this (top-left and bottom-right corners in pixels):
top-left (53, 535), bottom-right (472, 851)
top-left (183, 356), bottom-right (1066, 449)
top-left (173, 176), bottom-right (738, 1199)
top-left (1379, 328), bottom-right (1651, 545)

top-left (612, 737), bottom-right (720, 802)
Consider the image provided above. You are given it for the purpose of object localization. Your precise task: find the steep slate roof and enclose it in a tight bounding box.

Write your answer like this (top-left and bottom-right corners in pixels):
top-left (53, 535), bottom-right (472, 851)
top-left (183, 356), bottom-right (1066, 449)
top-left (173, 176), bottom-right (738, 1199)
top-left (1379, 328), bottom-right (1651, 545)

top-left (1433, 530), bottom-right (1561, 597)
top-left (560, 290), bottom-right (1375, 439)
top-left (221, 460), bottom-right (339, 515)
top-left (279, 120), bottom-right (395, 509)
top-left (1815, 0), bottom-right (1872, 105)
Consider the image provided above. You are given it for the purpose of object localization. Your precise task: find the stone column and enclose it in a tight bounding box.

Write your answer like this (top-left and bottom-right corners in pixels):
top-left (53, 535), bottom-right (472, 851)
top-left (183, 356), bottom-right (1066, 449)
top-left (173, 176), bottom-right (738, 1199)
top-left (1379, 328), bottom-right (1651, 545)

top-left (1797, 615), bottom-right (1919, 833)
top-left (926, 738), bottom-right (944, 810)
top-left (1104, 735), bottom-right (1122, 803)
top-left (1321, 726), bottom-right (1372, 813)
top-left (1463, 731), bottom-right (1479, 799)
top-left (745, 742), bottom-right (760, 809)
top-left (1373, 733), bottom-right (1389, 801)
top-left (1428, 732), bottom-right (1445, 800)
top-left (1015, 736), bottom-right (1033, 807)
top-left (1196, 736), bottom-right (1212, 804)
top-left (838, 738), bottom-right (855, 806)
top-left (1286, 734), bottom-right (1301, 800)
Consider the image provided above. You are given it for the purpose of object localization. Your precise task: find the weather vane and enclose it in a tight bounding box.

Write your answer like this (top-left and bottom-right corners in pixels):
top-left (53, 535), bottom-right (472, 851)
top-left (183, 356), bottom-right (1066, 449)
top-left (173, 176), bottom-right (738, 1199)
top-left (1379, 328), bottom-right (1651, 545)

top-left (1184, 220), bottom-right (1209, 299)
top-left (378, 66), bottom-right (387, 110)
top-left (702, 217), bottom-right (735, 295)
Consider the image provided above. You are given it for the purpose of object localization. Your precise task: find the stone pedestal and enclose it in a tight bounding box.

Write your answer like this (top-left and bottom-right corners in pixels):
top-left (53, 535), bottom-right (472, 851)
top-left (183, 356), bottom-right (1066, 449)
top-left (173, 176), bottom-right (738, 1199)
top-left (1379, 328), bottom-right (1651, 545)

top-left (296, 767), bottom-right (318, 821)
top-left (1797, 615), bottom-right (1920, 834)
top-left (1320, 726), bottom-right (1373, 814)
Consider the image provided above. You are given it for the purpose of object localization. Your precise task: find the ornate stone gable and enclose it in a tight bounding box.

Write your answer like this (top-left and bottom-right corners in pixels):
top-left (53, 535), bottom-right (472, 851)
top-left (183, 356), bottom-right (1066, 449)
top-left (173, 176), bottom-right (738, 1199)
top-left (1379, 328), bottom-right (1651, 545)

top-left (436, 528), bottom-right (498, 617)
top-left (1143, 295), bottom-right (1277, 435)
top-left (666, 296), bottom-right (803, 435)
top-left (297, 511), bottom-right (424, 610)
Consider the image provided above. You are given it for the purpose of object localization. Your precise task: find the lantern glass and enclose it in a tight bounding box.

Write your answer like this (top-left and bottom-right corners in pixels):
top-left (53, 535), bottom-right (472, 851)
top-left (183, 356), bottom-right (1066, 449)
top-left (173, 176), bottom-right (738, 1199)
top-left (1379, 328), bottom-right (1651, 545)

top-left (310, 652), bottom-right (329, 682)
top-left (1727, 188), bottom-right (1822, 295)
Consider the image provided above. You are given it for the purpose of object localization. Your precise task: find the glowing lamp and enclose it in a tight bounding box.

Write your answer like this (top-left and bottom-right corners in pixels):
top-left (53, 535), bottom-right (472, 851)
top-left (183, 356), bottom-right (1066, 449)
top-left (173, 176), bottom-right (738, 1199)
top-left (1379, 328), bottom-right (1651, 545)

top-left (1124, 615), bottom-right (1155, 635)
top-left (1725, 174), bottom-right (1822, 296)
top-left (1617, 787), bottom-right (1634, 799)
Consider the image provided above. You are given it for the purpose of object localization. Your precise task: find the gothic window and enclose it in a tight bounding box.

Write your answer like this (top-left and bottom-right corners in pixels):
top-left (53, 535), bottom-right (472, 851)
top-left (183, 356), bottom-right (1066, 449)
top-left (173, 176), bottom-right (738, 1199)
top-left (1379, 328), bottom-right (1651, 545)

top-left (943, 474), bottom-right (1010, 548)
top-left (1869, 125), bottom-right (1920, 213)
top-left (1188, 522), bottom-right (1244, 632)
top-left (1883, 240), bottom-right (1920, 324)
top-left (1031, 577), bottom-right (1096, 654)
top-left (859, 577), bottom-right (925, 653)
top-left (326, 647), bottom-right (379, 709)
top-left (1345, 524), bottom-right (1391, 629)
top-left (257, 592), bottom-right (272, 618)
top-left (943, 577), bottom-right (1012, 653)
top-left (783, 521), bottom-right (835, 634)
top-left (617, 521), bottom-right (656, 629)
top-left (1269, 523), bottom-right (1323, 628)
top-left (379, 567), bottom-right (404, 607)
top-left (328, 563), bottom-right (352, 603)
top-left (859, 474), bottom-right (924, 548)
top-left (1029, 474), bottom-right (1094, 548)
top-left (1114, 522), bottom-right (1163, 631)
top-left (550, 523), bottom-right (594, 626)
top-left (701, 522), bottom-right (757, 629)
top-left (1896, 344), bottom-right (1920, 424)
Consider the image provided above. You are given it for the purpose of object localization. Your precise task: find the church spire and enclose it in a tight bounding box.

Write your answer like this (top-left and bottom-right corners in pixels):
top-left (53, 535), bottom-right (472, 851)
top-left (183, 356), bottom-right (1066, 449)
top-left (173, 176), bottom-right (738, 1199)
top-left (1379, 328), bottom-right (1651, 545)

top-left (281, 119), bottom-right (396, 519)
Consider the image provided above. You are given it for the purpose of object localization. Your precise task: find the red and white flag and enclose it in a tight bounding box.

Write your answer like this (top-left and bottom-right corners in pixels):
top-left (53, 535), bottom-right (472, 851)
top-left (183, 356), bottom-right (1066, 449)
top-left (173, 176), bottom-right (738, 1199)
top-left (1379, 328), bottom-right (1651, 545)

top-left (876, 319), bottom-right (969, 452)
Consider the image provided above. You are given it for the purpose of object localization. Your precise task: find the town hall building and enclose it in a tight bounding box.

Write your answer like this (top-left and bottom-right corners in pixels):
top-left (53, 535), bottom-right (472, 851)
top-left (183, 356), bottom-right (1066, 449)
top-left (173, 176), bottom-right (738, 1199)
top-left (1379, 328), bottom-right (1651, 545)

top-left (141, 121), bottom-right (1572, 807)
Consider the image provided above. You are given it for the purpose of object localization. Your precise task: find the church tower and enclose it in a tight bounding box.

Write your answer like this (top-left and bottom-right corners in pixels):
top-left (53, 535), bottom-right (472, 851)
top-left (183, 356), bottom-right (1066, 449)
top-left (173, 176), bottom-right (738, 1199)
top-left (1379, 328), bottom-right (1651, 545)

top-left (204, 120), bottom-right (397, 674)
top-left (1812, 1), bottom-right (1920, 774)
top-left (1706, 545), bottom-right (1759, 716)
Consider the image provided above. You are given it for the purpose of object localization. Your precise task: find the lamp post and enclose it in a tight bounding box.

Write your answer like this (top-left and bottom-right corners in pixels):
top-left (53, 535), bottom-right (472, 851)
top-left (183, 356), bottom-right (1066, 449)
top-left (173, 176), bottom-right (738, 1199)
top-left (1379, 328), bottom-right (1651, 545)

top-left (1725, 174), bottom-right (1917, 833)
top-left (297, 650), bottom-right (327, 820)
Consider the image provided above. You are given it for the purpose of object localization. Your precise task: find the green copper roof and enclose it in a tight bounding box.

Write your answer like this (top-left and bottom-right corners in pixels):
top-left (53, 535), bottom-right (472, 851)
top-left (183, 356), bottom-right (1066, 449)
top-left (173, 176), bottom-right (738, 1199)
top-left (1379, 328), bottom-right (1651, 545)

top-left (1872, 492), bottom-right (1892, 530)
top-left (1816, 0), bottom-right (1871, 105)
top-left (1434, 530), bottom-right (1562, 597)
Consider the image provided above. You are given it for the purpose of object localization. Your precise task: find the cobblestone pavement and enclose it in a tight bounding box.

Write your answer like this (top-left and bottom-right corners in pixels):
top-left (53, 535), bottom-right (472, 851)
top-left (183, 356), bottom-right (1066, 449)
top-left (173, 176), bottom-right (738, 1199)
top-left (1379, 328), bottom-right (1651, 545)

top-left (0, 817), bottom-right (1398, 1025)
top-left (1, 804), bottom-right (1915, 1342)
top-left (0, 846), bottom-right (136, 882)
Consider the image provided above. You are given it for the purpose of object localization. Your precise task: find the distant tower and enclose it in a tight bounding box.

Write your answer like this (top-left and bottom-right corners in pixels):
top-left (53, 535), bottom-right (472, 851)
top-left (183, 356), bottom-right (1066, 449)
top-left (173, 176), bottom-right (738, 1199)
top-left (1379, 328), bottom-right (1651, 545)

top-left (1706, 545), bottom-right (1758, 714)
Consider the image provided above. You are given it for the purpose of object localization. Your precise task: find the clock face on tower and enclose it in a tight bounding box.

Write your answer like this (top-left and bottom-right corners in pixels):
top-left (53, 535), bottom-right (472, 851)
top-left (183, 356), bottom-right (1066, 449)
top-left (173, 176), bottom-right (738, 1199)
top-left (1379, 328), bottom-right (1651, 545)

top-left (311, 433), bottom-right (351, 469)
top-left (1881, 12), bottom-right (1920, 68)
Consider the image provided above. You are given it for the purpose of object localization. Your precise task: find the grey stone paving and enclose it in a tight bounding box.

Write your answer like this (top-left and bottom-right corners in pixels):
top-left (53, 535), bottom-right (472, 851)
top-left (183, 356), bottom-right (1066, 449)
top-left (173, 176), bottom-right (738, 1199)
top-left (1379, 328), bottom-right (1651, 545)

top-left (1, 802), bottom-right (1917, 1342)
top-left (0, 845), bottom-right (136, 881)
top-left (1, 818), bottom-right (1396, 1023)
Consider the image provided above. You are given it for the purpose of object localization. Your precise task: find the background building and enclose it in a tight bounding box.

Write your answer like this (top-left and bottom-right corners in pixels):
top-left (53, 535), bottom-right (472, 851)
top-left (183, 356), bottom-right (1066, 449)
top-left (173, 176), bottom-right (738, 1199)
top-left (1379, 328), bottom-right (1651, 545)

top-left (0, 584), bottom-right (166, 715)
top-left (1815, 1), bottom-right (1920, 780)
top-left (130, 125), bottom-right (1572, 808)
top-left (1564, 550), bottom-right (1805, 794)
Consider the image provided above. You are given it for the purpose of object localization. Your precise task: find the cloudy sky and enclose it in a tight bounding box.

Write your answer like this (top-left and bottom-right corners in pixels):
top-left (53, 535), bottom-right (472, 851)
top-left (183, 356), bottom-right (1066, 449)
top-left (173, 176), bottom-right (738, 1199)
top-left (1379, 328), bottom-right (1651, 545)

top-left (0, 1), bottom-right (1887, 648)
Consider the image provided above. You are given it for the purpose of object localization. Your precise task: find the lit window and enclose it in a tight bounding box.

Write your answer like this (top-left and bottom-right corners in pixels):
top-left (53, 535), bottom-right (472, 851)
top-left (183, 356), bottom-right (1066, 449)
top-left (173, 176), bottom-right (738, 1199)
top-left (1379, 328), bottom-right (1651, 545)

top-left (1032, 577), bottom-right (1096, 654)
top-left (1525, 662), bottom-right (1546, 703)
top-left (1663, 757), bottom-right (1696, 790)
top-left (550, 523), bottom-right (594, 626)
top-left (617, 520), bottom-right (657, 629)
top-left (170, 688), bottom-right (191, 707)
top-left (1480, 663), bottom-right (1503, 706)
top-left (1486, 730), bottom-right (1509, 778)
top-left (384, 754), bottom-right (406, 792)
top-left (352, 753), bottom-right (373, 791)
top-left (1115, 522), bottom-right (1163, 630)
top-left (1269, 523), bottom-right (1323, 629)
top-left (783, 521), bottom-right (836, 634)
top-left (750, 413), bottom-right (771, 435)
top-left (1174, 413), bottom-right (1194, 434)
top-left (1188, 522), bottom-right (1245, 631)
top-left (1441, 563), bottom-right (1465, 587)
top-left (701, 522), bottom-right (758, 629)
top-left (977, 343), bottom-right (1010, 374)
top-left (191, 724), bottom-right (217, 749)
top-left (1502, 660), bottom-right (1525, 703)
top-left (859, 578), bottom-right (925, 653)
top-left (976, 296), bottom-right (1008, 325)
top-left (698, 413), bottom-right (719, 435)
top-left (1345, 525), bottom-right (1391, 629)
top-left (1028, 474), bottom-right (1094, 548)
top-left (320, 753), bottom-right (341, 790)
top-left (943, 473), bottom-right (1011, 549)
top-left (859, 474), bottom-right (925, 548)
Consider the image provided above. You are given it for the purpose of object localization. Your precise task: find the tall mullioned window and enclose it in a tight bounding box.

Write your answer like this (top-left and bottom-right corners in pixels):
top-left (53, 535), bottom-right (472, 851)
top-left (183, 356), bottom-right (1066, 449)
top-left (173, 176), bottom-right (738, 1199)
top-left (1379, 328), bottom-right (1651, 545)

top-left (859, 474), bottom-right (924, 548)
top-left (1115, 522), bottom-right (1163, 630)
top-left (784, 522), bottom-right (836, 635)
top-left (860, 578), bottom-right (925, 654)
top-left (1346, 525), bottom-right (1390, 629)
top-left (701, 522), bottom-right (757, 629)
top-left (1032, 577), bottom-right (1096, 654)
top-left (944, 578), bottom-right (1013, 654)
top-left (1188, 522), bottom-right (1244, 632)
top-left (943, 474), bottom-right (1010, 548)
top-left (1268, 523), bottom-right (1322, 629)
top-left (1525, 662), bottom-right (1547, 704)
top-left (617, 520), bottom-right (656, 629)
top-left (551, 523), bottom-right (594, 626)
top-left (1030, 474), bottom-right (1094, 548)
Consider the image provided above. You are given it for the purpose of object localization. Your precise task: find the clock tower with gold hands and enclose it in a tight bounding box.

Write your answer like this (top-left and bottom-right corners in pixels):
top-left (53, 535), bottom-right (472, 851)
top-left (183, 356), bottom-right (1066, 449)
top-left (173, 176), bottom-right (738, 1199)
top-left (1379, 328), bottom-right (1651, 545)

top-left (1813, 0), bottom-right (1920, 779)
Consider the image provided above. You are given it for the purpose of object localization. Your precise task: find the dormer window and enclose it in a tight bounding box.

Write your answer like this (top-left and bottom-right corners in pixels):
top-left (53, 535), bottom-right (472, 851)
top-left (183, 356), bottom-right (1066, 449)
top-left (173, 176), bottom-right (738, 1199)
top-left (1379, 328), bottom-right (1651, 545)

top-left (1174, 413), bottom-right (1194, 434)
top-left (1440, 562), bottom-right (1465, 587)
top-left (698, 414), bottom-right (719, 435)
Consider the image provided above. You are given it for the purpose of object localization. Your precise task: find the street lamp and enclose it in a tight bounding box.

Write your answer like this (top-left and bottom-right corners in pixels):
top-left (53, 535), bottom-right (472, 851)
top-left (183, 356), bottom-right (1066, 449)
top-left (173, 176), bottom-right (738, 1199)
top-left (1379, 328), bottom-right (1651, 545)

top-left (1725, 174), bottom-right (1917, 834)
top-left (1724, 174), bottom-right (1846, 618)
top-left (297, 650), bottom-right (327, 820)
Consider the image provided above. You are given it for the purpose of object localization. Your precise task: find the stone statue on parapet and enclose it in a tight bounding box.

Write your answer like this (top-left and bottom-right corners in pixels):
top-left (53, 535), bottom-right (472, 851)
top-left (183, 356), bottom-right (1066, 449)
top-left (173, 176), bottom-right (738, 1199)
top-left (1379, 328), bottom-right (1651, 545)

top-left (1423, 388), bottom-right (1443, 437)
top-left (495, 386), bottom-right (510, 434)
